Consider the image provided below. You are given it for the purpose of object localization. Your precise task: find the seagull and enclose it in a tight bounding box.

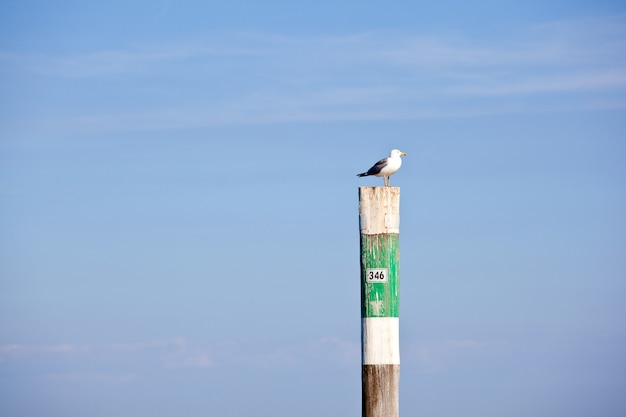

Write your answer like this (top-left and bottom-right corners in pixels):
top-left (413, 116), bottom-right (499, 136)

top-left (357, 149), bottom-right (407, 186)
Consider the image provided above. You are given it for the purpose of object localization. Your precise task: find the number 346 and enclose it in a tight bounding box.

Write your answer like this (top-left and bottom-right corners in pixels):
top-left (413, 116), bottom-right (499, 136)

top-left (366, 268), bottom-right (388, 282)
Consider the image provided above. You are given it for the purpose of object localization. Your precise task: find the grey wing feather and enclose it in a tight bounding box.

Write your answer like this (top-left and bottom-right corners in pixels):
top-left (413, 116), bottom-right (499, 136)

top-left (366, 157), bottom-right (388, 175)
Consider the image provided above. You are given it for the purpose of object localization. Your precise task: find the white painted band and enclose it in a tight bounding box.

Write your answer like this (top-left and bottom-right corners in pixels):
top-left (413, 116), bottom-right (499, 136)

top-left (359, 186), bottom-right (400, 235)
top-left (362, 317), bottom-right (400, 365)
top-left (384, 214), bottom-right (400, 232)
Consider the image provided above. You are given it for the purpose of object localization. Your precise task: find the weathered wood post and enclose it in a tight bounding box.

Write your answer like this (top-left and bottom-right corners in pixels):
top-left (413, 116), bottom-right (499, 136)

top-left (359, 186), bottom-right (400, 417)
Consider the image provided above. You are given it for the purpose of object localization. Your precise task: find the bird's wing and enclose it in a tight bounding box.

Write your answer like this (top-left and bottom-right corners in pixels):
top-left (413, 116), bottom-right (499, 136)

top-left (366, 157), bottom-right (388, 175)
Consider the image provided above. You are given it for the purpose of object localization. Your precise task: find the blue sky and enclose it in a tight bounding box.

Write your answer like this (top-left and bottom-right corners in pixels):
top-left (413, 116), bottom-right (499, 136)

top-left (1, 1), bottom-right (625, 416)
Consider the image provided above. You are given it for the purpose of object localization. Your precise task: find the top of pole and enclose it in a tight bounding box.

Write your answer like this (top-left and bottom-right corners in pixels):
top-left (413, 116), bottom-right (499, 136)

top-left (359, 186), bottom-right (400, 235)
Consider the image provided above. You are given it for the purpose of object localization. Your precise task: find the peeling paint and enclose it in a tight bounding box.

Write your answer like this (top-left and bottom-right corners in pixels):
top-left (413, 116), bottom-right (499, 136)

top-left (360, 233), bottom-right (399, 318)
top-left (359, 186), bottom-right (401, 417)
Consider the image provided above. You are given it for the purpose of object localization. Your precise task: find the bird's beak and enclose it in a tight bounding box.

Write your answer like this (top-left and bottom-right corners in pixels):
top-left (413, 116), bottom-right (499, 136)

top-left (401, 152), bottom-right (407, 156)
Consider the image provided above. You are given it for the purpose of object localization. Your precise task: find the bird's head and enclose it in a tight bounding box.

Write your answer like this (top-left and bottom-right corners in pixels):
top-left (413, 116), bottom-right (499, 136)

top-left (390, 149), bottom-right (407, 157)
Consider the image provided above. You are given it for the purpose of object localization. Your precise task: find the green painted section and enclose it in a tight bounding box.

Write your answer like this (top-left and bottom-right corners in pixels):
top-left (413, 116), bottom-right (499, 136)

top-left (360, 233), bottom-right (399, 318)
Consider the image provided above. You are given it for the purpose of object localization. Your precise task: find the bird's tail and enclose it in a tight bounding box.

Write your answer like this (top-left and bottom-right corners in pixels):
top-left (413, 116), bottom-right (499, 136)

top-left (357, 173), bottom-right (369, 177)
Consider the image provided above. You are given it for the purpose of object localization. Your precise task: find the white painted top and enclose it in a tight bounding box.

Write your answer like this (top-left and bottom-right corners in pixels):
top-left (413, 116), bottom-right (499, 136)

top-left (359, 186), bottom-right (400, 235)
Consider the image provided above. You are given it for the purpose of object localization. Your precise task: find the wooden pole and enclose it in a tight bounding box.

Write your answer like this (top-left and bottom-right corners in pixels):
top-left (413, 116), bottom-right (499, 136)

top-left (359, 186), bottom-right (400, 417)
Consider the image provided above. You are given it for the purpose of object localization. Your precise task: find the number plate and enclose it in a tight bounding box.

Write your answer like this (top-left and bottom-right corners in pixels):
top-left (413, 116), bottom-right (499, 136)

top-left (365, 268), bottom-right (388, 283)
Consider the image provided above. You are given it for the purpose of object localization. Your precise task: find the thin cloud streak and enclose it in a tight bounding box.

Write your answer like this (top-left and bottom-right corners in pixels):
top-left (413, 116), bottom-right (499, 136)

top-left (1, 14), bottom-right (624, 133)
top-left (0, 343), bottom-right (80, 358)
top-left (17, 91), bottom-right (624, 136)
top-left (40, 372), bottom-right (136, 384)
top-left (6, 14), bottom-right (622, 79)
top-left (447, 70), bottom-right (626, 96)
top-left (404, 338), bottom-right (507, 374)
top-left (0, 336), bottom-right (359, 375)
top-left (0, 42), bottom-right (270, 78)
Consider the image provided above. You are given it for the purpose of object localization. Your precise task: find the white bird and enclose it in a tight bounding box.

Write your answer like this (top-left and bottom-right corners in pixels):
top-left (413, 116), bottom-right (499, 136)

top-left (357, 149), bottom-right (407, 186)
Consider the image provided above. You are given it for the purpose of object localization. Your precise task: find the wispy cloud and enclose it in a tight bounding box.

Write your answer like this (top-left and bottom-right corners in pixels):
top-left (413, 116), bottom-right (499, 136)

top-left (0, 343), bottom-right (81, 358)
top-left (0, 335), bottom-right (358, 380)
top-left (105, 337), bottom-right (217, 369)
top-left (448, 70), bottom-right (626, 96)
top-left (307, 336), bottom-right (360, 366)
top-left (0, 41), bottom-right (268, 78)
top-left (0, 338), bottom-right (215, 372)
top-left (40, 372), bottom-right (136, 384)
top-left (202, 336), bottom-right (360, 369)
top-left (13, 13), bottom-right (622, 82)
top-left (403, 338), bottom-right (506, 374)
top-left (2, 13), bottom-right (625, 132)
